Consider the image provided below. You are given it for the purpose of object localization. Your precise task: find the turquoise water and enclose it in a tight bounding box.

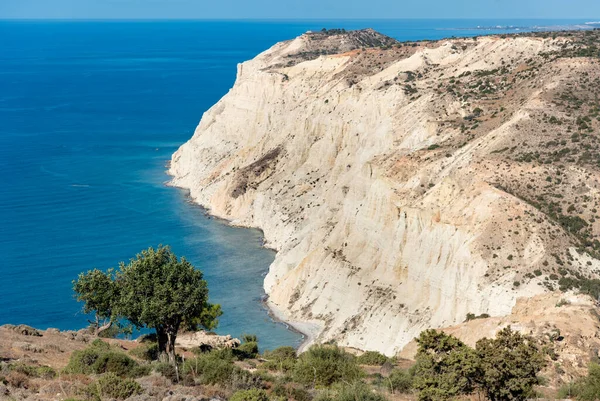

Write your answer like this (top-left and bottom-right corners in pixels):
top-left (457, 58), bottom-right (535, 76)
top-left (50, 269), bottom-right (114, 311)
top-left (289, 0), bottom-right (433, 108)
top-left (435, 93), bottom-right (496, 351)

top-left (0, 19), bottom-right (596, 350)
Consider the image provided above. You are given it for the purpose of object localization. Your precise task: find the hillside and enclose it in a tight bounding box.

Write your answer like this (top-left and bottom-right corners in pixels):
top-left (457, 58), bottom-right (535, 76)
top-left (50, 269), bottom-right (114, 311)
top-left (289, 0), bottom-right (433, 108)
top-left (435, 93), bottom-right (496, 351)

top-left (169, 28), bottom-right (600, 356)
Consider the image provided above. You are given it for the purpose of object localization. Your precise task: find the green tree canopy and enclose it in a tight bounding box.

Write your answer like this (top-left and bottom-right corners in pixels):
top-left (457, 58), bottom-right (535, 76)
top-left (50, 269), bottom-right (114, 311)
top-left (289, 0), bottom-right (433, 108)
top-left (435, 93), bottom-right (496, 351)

top-left (413, 329), bottom-right (480, 401)
top-left (73, 245), bottom-right (222, 362)
top-left (475, 326), bottom-right (546, 401)
top-left (73, 268), bottom-right (117, 335)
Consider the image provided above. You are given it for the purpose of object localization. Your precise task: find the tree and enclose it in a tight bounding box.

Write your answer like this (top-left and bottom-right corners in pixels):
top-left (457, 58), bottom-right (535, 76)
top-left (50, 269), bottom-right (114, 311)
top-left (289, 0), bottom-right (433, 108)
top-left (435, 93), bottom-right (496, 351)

top-left (73, 268), bottom-right (117, 336)
top-left (475, 326), bottom-right (545, 401)
top-left (74, 246), bottom-right (222, 362)
top-left (413, 329), bottom-right (480, 401)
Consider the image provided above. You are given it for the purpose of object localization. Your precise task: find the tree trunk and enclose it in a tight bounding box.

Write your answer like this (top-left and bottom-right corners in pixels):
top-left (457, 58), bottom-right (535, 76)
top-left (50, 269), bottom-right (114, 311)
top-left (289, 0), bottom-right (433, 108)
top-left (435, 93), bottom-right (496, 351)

top-left (96, 320), bottom-right (113, 337)
top-left (89, 315), bottom-right (112, 337)
top-left (166, 330), bottom-right (177, 363)
top-left (156, 326), bottom-right (168, 355)
top-left (156, 322), bottom-right (179, 363)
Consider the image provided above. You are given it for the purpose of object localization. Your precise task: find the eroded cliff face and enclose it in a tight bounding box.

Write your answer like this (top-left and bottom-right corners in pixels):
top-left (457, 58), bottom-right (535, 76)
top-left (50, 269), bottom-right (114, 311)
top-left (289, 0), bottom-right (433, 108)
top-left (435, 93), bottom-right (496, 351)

top-left (170, 29), bottom-right (600, 355)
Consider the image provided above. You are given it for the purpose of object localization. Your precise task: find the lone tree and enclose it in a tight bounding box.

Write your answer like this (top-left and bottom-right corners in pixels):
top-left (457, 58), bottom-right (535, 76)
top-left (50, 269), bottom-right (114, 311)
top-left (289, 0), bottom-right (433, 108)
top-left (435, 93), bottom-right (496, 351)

top-left (74, 246), bottom-right (222, 362)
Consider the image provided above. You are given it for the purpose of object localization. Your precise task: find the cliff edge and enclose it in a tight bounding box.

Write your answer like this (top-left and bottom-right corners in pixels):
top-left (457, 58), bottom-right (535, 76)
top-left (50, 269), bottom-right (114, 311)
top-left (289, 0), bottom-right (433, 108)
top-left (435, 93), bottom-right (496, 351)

top-left (170, 28), bottom-right (600, 355)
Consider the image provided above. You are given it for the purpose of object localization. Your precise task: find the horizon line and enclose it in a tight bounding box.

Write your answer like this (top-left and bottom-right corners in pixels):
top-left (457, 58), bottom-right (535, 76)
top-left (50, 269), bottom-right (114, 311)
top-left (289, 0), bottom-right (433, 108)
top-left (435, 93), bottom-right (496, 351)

top-left (1, 17), bottom-right (599, 22)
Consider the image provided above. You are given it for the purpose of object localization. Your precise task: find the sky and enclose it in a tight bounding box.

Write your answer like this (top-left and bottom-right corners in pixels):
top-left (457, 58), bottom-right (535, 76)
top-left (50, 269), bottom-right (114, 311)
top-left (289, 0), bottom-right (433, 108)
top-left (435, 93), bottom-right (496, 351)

top-left (1, 0), bottom-right (600, 20)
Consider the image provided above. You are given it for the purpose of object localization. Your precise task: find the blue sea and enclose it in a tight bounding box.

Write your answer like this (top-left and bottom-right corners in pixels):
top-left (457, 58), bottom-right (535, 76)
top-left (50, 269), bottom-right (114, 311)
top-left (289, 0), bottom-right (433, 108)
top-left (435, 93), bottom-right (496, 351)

top-left (0, 19), bottom-right (597, 350)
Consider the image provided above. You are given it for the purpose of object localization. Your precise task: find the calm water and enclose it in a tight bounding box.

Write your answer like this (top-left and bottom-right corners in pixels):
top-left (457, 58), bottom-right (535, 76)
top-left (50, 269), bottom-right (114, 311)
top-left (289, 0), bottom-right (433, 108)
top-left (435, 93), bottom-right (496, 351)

top-left (0, 19), bottom-right (596, 350)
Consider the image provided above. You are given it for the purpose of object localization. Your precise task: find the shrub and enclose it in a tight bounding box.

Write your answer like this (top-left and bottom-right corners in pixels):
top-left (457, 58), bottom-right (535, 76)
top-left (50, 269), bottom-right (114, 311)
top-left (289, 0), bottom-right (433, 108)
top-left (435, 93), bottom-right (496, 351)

top-left (92, 372), bottom-right (142, 400)
top-left (182, 352), bottom-right (234, 384)
top-left (8, 363), bottom-right (56, 379)
top-left (242, 334), bottom-right (258, 343)
top-left (262, 346), bottom-right (298, 372)
top-left (293, 345), bottom-right (362, 387)
top-left (64, 340), bottom-right (144, 377)
top-left (93, 351), bottom-right (138, 377)
top-left (289, 386), bottom-right (313, 401)
top-left (356, 351), bottom-right (389, 366)
top-left (234, 342), bottom-right (260, 360)
top-left (129, 343), bottom-right (159, 361)
top-left (229, 388), bottom-right (270, 401)
top-left (387, 369), bottom-right (413, 394)
top-left (154, 362), bottom-right (178, 382)
top-left (465, 312), bottom-right (490, 322)
top-left (181, 349), bottom-right (261, 390)
top-left (316, 382), bottom-right (388, 401)
top-left (36, 366), bottom-right (57, 380)
top-left (229, 368), bottom-right (263, 391)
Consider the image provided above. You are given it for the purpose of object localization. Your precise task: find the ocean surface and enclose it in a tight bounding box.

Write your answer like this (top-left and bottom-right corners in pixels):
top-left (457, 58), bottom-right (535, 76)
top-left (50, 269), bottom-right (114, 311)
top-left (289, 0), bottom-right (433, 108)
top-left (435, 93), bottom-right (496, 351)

top-left (0, 19), bottom-right (598, 350)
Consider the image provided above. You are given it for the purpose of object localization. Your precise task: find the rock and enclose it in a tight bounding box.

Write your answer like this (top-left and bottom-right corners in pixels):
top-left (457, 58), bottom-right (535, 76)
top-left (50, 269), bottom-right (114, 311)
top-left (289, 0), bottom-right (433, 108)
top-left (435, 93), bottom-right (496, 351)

top-left (45, 328), bottom-right (60, 334)
top-left (176, 331), bottom-right (240, 350)
top-left (12, 325), bottom-right (42, 337)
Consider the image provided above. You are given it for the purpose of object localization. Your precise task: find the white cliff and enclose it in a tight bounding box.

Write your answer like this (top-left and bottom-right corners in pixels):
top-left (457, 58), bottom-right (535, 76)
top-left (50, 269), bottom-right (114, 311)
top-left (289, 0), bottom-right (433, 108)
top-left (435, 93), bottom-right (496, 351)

top-left (170, 29), bottom-right (600, 355)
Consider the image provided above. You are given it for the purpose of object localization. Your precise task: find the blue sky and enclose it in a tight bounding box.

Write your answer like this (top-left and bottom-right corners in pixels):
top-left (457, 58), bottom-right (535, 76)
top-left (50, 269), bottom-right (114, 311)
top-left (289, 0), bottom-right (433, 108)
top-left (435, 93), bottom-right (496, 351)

top-left (1, 0), bottom-right (599, 19)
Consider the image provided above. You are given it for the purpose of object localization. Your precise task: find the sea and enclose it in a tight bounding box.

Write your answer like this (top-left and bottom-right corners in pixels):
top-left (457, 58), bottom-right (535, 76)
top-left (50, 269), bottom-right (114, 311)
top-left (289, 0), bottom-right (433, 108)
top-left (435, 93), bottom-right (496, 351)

top-left (0, 19), bottom-right (598, 350)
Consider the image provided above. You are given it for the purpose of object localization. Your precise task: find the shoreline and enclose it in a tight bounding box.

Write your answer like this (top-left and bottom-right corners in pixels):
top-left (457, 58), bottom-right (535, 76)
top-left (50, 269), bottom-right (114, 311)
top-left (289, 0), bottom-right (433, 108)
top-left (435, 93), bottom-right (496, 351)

top-left (264, 298), bottom-right (323, 352)
top-left (164, 175), bottom-right (321, 351)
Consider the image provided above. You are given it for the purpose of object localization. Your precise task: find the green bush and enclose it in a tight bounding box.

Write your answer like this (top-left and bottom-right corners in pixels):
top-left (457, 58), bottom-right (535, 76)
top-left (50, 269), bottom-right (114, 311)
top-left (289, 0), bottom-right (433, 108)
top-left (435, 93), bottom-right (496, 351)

top-left (7, 363), bottom-right (56, 379)
top-left (234, 342), bottom-right (260, 360)
top-left (154, 362), bottom-right (178, 382)
top-left (64, 340), bottom-right (145, 377)
top-left (91, 338), bottom-right (111, 350)
top-left (129, 343), bottom-right (159, 361)
top-left (242, 334), bottom-right (258, 343)
top-left (93, 351), bottom-right (138, 376)
top-left (182, 352), bottom-right (235, 384)
top-left (356, 351), bottom-right (389, 366)
top-left (288, 386), bottom-right (313, 401)
top-left (181, 349), bottom-right (261, 390)
top-left (92, 372), bottom-right (142, 400)
top-left (262, 346), bottom-right (298, 372)
top-left (315, 382), bottom-right (387, 401)
top-left (36, 366), bottom-right (57, 379)
top-left (387, 369), bottom-right (413, 394)
top-left (229, 388), bottom-right (269, 401)
top-left (293, 345), bottom-right (362, 387)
